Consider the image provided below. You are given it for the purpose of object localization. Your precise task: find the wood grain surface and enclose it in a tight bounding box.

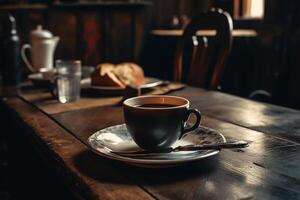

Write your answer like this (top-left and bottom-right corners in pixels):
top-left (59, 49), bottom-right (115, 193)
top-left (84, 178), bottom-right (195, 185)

top-left (52, 104), bottom-right (300, 200)
top-left (19, 82), bottom-right (185, 114)
top-left (2, 86), bottom-right (300, 200)
top-left (1, 97), bottom-right (154, 200)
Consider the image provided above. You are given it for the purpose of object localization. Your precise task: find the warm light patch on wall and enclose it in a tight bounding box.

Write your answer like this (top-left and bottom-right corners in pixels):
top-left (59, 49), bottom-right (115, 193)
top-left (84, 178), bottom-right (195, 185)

top-left (234, 0), bottom-right (264, 19)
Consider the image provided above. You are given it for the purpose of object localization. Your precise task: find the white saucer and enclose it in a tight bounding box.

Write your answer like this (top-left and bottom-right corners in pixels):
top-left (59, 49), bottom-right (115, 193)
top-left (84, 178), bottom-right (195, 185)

top-left (88, 124), bottom-right (226, 168)
top-left (28, 66), bottom-right (94, 87)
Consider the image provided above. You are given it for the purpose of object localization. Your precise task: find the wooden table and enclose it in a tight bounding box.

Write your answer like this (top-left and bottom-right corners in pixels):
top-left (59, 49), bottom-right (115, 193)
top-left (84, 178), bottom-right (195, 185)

top-left (1, 86), bottom-right (300, 200)
top-left (150, 29), bottom-right (258, 37)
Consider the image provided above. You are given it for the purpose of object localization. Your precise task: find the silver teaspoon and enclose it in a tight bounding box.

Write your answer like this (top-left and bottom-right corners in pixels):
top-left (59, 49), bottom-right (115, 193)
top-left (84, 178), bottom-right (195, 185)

top-left (112, 140), bottom-right (249, 157)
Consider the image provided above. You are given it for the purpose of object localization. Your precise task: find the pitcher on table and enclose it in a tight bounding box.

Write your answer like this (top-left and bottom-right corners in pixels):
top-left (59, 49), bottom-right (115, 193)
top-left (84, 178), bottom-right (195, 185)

top-left (21, 25), bottom-right (59, 73)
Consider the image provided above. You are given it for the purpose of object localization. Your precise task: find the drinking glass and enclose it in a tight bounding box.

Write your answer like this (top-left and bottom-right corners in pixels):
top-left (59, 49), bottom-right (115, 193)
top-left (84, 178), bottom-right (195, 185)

top-left (55, 60), bottom-right (81, 103)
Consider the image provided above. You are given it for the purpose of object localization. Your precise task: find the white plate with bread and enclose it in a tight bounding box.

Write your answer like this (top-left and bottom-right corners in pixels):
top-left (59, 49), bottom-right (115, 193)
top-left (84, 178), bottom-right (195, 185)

top-left (88, 63), bottom-right (164, 95)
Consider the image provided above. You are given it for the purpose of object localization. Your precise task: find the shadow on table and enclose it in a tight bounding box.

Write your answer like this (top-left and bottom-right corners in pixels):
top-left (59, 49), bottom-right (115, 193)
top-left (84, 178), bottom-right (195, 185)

top-left (80, 88), bottom-right (123, 98)
top-left (73, 150), bottom-right (220, 185)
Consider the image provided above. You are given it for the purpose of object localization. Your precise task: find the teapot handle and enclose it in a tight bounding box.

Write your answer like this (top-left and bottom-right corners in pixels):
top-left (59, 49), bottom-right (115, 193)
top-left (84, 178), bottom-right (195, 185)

top-left (21, 44), bottom-right (35, 72)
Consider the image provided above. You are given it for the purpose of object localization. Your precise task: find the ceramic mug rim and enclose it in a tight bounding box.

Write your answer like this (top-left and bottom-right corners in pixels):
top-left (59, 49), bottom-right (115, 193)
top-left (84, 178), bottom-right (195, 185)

top-left (123, 95), bottom-right (190, 110)
top-left (55, 59), bottom-right (81, 66)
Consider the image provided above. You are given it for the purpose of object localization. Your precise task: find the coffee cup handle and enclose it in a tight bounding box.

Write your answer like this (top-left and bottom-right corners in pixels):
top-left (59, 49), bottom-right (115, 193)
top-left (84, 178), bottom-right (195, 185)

top-left (21, 44), bottom-right (35, 73)
top-left (181, 108), bottom-right (201, 138)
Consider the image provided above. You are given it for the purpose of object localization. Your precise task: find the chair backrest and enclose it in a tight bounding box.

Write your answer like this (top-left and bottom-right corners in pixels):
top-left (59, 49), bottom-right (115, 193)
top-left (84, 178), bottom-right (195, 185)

top-left (174, 8), bottom-right (233, 90)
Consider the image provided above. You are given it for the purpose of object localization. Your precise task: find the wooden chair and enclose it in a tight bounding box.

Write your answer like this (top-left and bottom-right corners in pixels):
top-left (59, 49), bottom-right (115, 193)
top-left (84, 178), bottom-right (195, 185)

top-left (174, 8), bottom-right (233, 90)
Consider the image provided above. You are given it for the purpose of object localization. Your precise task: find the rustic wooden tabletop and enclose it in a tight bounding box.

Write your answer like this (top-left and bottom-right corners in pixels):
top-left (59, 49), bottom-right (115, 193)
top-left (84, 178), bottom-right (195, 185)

top-left (1, 86), bottom-right (300, 200)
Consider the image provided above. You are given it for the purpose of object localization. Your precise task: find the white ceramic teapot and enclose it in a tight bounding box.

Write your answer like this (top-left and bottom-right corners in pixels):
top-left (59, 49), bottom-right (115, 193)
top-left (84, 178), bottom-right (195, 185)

top-left (21, 25), bottom-right (59, 73)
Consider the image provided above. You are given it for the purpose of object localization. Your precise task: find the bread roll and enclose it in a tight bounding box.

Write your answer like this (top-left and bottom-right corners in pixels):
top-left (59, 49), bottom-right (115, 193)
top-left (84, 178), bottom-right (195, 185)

top-left (91, 62), bottom-right (145, 88)
top-left (91, 63), bottom-right (125, 88)
top-left (114, 63), bottom-right (145, 86)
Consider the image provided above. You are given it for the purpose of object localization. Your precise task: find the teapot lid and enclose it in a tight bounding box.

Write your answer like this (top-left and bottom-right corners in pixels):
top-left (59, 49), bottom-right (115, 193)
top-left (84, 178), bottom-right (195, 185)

top-left (30, 25), bottom-right (53, 40)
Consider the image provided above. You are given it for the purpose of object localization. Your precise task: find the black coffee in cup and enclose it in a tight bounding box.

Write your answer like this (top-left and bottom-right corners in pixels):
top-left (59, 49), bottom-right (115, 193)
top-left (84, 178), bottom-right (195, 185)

top-left (123, 95), bottom-right (201, 150)
top-left (136, 104), bottom-right (177, 108)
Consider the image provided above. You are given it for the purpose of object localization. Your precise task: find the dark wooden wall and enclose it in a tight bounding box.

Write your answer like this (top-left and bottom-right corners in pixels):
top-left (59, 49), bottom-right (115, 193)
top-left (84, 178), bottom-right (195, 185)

top-left (0, 1), bottom-right (214, 70)
top-left (147, 0), bottom-right (213, 28)
top-left (0, 2), bottom-right (150, 68)
top-left (240, 0), bottom-right (300, 109)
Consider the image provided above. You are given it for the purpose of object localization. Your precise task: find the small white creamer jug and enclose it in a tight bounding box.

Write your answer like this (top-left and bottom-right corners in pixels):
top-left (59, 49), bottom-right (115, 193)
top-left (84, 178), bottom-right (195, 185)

top-left (21, 25), bottom-right (59, 73)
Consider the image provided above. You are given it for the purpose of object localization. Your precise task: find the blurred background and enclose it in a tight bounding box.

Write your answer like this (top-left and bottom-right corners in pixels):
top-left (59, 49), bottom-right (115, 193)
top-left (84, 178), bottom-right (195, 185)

top-left (1, 0), bottom-right (300, 109)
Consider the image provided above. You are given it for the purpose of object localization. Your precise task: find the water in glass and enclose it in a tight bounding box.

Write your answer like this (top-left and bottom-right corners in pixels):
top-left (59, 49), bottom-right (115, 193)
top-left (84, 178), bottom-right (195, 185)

top-left (57, 73), bottom-right (81, 103)
top-left (55, 60), bottom-right (81, 103)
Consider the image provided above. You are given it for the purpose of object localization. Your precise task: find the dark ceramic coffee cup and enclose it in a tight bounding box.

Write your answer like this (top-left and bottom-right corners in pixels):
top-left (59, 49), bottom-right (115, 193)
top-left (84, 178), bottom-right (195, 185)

top-left (123, 95), bottom-right (201, 150)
